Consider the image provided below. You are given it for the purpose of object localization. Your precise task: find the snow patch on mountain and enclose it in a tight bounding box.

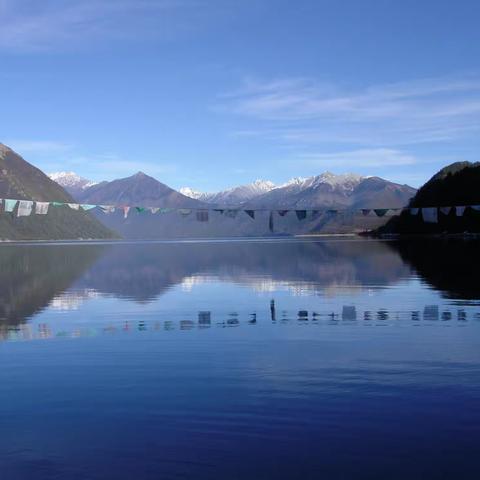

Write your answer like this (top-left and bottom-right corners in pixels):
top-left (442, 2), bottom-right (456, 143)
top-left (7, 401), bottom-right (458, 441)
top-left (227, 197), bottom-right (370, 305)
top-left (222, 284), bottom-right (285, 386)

top-left (180, 179), bottom-right (276, 205)
top-left (49, 171), bottom-right (97, 190)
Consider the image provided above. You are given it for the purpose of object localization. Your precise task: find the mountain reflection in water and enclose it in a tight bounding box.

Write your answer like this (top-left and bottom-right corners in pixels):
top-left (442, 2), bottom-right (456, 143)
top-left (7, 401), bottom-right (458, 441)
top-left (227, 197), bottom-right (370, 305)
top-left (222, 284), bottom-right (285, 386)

top-left (1, 238), bottom-right (480, 479)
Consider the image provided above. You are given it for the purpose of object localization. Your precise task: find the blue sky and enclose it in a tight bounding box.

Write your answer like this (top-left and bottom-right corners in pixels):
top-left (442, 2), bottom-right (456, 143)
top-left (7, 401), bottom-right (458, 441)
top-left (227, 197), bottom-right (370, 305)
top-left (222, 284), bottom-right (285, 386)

top-left (1, 0), bottom-right (480, 191)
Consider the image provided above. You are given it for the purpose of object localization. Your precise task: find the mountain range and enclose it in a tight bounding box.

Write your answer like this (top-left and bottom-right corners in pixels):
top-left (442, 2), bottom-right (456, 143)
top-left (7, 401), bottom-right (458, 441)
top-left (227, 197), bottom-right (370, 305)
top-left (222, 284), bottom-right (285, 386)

top-left (46, 168), bottom-right (415, 239)
top-left (51, 170), bottom-right (415, 210)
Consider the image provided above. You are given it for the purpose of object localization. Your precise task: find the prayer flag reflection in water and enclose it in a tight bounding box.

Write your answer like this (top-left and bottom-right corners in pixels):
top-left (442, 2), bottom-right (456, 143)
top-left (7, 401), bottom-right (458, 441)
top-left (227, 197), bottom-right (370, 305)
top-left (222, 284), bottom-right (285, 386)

top-left (1, 237), bottom-right (480, 479)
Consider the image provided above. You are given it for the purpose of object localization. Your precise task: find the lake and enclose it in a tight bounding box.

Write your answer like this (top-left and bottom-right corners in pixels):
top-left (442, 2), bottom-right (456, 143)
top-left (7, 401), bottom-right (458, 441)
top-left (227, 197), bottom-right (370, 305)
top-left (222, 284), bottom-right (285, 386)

top-left (1, 237), bottom-right (480, 479)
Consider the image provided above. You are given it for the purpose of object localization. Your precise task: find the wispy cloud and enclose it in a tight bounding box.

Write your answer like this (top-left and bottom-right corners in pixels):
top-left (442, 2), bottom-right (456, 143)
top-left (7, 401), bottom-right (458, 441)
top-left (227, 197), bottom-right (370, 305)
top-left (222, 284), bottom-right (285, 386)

top-left (220, 74), bottom-right (480, 147)
top-left (298, 148), bottom-right (417, 168)
top-left (5, 139), bottom-right (73, 154)
top-left (0, 0), bottom-right (201, 53)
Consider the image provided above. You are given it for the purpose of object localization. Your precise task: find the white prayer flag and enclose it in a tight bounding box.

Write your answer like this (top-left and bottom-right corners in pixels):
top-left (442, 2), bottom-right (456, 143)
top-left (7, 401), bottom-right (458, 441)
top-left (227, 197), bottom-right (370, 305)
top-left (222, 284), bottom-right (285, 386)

top-left (35, 202), bottom-right (50, 215)
top-left (17, 200), bottom-right (33, 217)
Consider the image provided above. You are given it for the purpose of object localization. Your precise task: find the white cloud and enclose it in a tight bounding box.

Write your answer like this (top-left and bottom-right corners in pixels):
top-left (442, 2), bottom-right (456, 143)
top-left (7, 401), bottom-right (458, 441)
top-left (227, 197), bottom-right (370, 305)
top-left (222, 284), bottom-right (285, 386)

top-left (298, 148), bottom-right (417, 168)
top-left (0, 0), bottom-right (201, 53)
top-left (219, 74), bottom-right (480, 147)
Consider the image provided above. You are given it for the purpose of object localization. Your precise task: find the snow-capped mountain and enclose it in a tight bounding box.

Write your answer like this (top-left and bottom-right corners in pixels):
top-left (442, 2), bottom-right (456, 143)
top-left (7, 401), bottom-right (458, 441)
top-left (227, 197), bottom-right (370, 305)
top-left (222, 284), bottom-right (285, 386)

top-left (248, 172), bottom-right (415, 209)
top-left (49, 171), bottom-right (98, 197)
top-left (179, 187), bottom-right (204, 200)
top-left (280, 172), bottom-right (365, 192)
top-left (180, 174), bottom-right (370, 206)
top-left (180, 179), bottom-right (276, 205)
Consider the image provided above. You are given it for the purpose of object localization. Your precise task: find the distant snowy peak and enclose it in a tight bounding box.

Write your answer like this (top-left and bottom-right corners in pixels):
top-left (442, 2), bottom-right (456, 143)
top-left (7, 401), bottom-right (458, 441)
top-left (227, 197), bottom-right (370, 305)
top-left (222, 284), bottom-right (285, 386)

top-left (180, 174), bottom-right (369, 205)
top-left (179, 187), bottom-right (206, 200)
top-left (180, 179), bottom-right (277, 205)
top-left (281, 172), bottom-right (365, 191)
top-left (49, 171), bottom-right (97, 190)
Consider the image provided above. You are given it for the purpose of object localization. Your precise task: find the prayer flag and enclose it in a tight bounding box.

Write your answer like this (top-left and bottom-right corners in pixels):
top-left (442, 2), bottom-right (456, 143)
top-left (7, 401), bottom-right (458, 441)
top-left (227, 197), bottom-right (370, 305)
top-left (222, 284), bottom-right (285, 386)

top-left (196, 210), bottom-right (209, 222)
top-left (422, 207), bottom-right (438, 223)
top-left (35, 202), bottom-right (49, 215)
top-left (245, 210), bottom-right (255, 219)
top-left (100, 205), bottom-right (115, 214)
top-left (277, 210), bottom-right (289, 217)
top-left (410, 208), bottom-right (420, 215)
top-left (67, 203), bottom-right (80, 210)
top-left (17, 200), bottom-right (33, 217)
top-left (224, 209), bottom-right (239, 218)
top-left (374, 209), bottom-right (389, 217)
top-left (361, 209), bottom-right (371, 216)
top-left (123, 206), bottom-right (130, 219)
top-left (439, 206), bottom-right (452, 216)
top-left (81, 204), bottom-right (96, 211)
top-left (4, 199), bottom-right (18, 212)
top-left (178, 209), bottom-right (192, 217)
top-left (456, 206), bottom-right (466, 216)
top-left (295, 210), bottom-right (307, 220)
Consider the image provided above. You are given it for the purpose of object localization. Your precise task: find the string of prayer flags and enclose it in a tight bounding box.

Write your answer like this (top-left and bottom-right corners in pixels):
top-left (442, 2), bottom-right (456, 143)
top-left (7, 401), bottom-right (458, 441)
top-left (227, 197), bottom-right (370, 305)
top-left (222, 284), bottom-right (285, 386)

top-left (4, 199), bottom-right (18, 212)
top-left (17, 200), bottom-right (33, 217)
top-left (3, 197), bottom-right (480, 225)
top-left (196, 210), bottom-right (209, 222)
top-left (422, 207), bottom-right (438, 224)
top-left (35, 202), bottom-right (49, 215)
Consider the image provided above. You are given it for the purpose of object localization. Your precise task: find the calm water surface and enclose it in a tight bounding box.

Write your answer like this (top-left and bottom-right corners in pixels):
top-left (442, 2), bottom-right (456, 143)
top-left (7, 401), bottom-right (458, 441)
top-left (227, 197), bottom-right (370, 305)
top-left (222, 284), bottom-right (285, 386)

top-left (1, 237), bottom-right (480, 479)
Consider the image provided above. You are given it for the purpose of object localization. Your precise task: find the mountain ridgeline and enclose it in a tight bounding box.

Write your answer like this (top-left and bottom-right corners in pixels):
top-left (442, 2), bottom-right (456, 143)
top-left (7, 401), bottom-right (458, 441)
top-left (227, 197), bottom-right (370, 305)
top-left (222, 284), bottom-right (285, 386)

top-left (50, 169), bottom-right (416, 239)
top-left (0, 144), bottom-right (116, 240)
top-left (377, 161), bottom-right (480, 234)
